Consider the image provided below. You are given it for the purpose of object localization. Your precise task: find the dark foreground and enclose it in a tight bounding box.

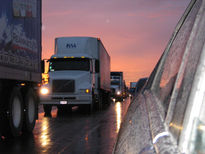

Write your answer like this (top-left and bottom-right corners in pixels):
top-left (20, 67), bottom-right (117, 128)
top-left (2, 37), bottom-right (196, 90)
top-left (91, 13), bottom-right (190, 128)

top-left (0, 98), bottom-right (131, 154)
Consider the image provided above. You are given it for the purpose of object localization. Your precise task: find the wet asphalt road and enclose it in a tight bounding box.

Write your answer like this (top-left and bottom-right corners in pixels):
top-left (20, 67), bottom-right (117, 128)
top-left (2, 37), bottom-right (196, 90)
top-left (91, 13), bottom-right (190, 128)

top-left (0, 97), bottom-right (131, 154)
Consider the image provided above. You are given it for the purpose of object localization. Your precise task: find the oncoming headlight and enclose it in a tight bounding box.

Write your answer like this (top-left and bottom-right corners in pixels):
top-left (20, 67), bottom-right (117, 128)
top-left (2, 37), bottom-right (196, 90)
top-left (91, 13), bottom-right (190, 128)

top-left (117, 91), bottom-right (121, 95)
top-left (40, 87), bottom-right (49, 95)
top-left (85, 89), bottom-right (90, 93)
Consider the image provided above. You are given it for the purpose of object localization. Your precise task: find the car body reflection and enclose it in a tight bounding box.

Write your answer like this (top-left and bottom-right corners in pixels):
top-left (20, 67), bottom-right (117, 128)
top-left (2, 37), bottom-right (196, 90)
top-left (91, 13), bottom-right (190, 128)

top-left (114, 0), bottom-right (205, 153)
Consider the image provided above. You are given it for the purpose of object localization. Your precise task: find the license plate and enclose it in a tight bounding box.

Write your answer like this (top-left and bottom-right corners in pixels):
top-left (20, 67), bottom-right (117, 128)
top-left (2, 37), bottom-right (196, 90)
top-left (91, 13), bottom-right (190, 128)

top-left (60, 101), bottom-right (67, 104)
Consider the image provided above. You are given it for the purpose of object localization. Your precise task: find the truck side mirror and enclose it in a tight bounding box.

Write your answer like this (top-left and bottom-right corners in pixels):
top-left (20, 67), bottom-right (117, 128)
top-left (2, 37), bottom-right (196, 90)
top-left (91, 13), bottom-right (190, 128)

top-left (41, 60), bottom-right (45, 73)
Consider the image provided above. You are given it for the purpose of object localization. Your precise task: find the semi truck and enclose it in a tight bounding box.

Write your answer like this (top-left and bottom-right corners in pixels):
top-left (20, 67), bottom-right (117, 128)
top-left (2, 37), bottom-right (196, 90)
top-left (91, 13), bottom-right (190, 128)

top-left (110, 72), bottom-right (124, 101)
top-left (40, 37), bottom-right (110, 114)
top-left (0, 0), bottom-right (42, 137)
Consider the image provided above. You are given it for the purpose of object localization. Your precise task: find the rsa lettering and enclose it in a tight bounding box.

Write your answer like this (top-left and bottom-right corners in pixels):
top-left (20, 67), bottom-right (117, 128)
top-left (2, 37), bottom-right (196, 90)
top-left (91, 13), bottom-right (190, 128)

top-left (66, 43), bottom-right (77, 48)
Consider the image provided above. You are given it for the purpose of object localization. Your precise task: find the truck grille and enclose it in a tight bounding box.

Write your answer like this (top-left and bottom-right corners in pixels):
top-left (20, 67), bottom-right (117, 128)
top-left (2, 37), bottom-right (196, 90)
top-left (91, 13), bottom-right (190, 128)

top-left (52, 80), bottom-right (75, 93)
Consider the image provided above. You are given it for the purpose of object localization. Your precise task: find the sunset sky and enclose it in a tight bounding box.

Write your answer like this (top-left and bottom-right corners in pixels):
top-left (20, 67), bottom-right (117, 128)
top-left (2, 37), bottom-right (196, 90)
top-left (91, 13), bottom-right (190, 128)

top-left (42, 0), bottom-right (190, 86)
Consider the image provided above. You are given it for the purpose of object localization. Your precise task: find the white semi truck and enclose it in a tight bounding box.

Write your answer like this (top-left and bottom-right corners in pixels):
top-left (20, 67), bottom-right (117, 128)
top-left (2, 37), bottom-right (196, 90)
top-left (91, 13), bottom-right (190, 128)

top-left (40, 37), bottom-right (110, 114)
top-left (110, 72), bottom-right (124, 101)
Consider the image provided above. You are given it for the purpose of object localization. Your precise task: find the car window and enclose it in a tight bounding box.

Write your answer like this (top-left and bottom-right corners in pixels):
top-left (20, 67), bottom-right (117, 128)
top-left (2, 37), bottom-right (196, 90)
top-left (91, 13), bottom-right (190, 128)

top-left (152, 0), bottom-right (199, 116)
top-left (168, 0), bottom-right (203, 144)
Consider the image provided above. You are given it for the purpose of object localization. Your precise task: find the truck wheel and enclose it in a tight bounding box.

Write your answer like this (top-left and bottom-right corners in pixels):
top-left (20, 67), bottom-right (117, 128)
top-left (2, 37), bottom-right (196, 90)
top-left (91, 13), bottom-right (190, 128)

top-left (23, 89), bottom-right (38, 133)
top-left (43, 105), bottom-right (52, 116)
top-left (8, 87), bottom-right (24, 137)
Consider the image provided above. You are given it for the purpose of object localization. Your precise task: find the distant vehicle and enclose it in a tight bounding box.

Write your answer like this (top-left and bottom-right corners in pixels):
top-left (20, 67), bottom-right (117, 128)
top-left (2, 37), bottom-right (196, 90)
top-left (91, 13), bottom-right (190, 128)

top-left (110, 72), bottom-right (124, 101)
top-left (114, 0), bottom-right (205, 153)
top-left (0, 0), bottom-right (41, 137)
top-left (122, 80), bottom-right (129, 98)
top-left (40, 37), bottom-right (110, 114)
top-left (129, 82), bottom-right (137, 95)
top-left (135, 77), bottom-right (148, 94)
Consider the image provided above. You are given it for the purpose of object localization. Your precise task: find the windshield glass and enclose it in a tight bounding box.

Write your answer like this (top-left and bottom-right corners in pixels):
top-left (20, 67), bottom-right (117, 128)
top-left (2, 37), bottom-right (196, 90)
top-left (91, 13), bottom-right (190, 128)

top-left (49, 58), bottom-right (90, 71)
top-left (111, 81), bottom-right (120, 85)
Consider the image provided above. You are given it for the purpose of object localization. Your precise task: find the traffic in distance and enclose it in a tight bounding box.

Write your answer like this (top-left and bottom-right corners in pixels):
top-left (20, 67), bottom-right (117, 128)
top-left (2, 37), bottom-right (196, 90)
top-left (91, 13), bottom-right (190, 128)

top-left (1, 0), bottom-right (205, 154)
top-left (0, 0), bottom-right (129, 140)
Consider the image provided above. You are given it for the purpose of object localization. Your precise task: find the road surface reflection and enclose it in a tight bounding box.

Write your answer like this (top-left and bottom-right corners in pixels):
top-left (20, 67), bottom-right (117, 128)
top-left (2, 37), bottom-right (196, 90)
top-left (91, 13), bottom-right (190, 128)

top-left (0, 97), bottom-right (131, 154)
top-left (40, 118), bottom-right (50, 147)
top-left (115, 102), bottom-right (122, 133)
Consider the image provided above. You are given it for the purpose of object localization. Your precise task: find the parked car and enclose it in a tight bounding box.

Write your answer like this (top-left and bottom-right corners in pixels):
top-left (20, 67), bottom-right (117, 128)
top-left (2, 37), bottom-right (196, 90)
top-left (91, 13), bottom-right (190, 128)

top-left (114, 0), bottom-right (205, 153)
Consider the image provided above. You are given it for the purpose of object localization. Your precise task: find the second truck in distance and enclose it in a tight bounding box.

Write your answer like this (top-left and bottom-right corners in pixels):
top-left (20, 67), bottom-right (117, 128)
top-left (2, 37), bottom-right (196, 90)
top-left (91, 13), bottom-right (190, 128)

top-left (40, 37), bottom-right (110, 114)
top-left (110, 72), bottom-right (125, 101)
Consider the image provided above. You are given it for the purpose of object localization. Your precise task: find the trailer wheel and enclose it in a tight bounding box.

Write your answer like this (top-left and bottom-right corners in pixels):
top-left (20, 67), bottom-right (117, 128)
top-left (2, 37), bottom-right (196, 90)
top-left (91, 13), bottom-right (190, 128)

top-left (43, 105), bottom-right (52, 116)
top-left (8, 87), bottom-right (24, 137)
top-left (23, 89), bottom-right (38, 133)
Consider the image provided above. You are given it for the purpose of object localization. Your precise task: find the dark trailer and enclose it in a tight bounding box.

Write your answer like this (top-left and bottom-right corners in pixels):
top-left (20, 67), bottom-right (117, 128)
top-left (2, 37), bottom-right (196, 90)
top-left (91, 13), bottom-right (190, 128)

top-left (0, 0), bottom-right (42, 137)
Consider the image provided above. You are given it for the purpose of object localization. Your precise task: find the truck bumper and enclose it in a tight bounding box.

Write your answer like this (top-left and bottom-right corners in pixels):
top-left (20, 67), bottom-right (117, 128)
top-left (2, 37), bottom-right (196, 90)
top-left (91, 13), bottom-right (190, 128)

top-left (40, 94), bottom-right (92, 105)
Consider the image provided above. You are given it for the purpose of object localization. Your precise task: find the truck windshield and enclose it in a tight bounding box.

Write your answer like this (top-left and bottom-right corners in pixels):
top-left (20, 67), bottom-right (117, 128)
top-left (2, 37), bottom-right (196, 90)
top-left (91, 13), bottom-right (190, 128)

top-left (111, 81), bottom-right (120, 85)
top-left (49, 58), bottom-right (90, 71)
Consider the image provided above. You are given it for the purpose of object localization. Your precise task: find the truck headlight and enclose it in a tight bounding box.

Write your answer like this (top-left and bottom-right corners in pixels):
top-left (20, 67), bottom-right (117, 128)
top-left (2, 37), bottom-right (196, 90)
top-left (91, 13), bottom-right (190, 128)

top-left (117, 91), bottom-right (121, 95)
top-left (40, 87), bottom-right (49, 95)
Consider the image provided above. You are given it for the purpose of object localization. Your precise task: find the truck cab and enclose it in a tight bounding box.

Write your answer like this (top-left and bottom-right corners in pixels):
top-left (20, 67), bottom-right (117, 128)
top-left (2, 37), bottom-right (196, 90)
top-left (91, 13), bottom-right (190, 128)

top-left (40, 37), bottom-right (110, 114)
top-left (40, 55), bottom-right (97, 114)
top-left (110, 72), bottom-right (124, 101)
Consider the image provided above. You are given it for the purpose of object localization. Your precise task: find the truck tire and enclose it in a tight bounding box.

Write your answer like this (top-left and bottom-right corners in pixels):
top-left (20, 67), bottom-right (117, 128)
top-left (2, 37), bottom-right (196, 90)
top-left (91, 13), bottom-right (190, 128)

top-left (23, 89), bottom-right (38, 133)
top-left (43, 104), bottom-right (52, 116)
top-left (8, 87), bottom-right (24, 137)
